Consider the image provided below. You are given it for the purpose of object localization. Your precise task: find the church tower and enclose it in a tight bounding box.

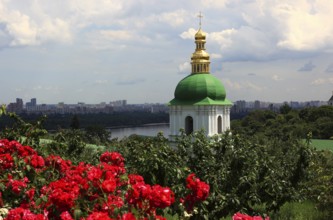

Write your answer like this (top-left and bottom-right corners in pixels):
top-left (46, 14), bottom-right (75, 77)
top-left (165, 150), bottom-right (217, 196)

top-left (169, 20), bottom-right (232, 139)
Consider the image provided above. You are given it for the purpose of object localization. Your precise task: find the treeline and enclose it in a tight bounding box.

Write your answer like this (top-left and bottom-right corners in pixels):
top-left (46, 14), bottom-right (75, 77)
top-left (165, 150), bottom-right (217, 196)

top-left (0, 111), bottom-right (169, 130)
top-left (232, 105), bottom-right (333, 139)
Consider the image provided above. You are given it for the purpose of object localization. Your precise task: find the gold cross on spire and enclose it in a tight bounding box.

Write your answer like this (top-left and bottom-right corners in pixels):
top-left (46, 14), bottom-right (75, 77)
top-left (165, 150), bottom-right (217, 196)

top-left (198, 11), bottom-right (203, 28)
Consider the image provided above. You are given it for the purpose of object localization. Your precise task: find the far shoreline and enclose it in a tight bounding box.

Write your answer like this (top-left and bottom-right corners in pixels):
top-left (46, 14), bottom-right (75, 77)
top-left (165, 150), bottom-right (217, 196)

top-left (106, 122), bottom-right (169, 130)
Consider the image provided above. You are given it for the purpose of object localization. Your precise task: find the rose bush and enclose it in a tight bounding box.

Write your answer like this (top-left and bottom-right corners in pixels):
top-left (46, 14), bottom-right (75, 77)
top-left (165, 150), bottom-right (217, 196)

top-left (232, 212), bottom-right (270, 220)
top-left (0, 139), bottom-right (209, 220)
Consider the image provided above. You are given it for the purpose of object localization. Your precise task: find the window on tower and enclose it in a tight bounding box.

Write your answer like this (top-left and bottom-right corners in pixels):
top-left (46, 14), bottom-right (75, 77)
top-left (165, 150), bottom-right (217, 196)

top-left (185, 116), bottom-right (193, 135)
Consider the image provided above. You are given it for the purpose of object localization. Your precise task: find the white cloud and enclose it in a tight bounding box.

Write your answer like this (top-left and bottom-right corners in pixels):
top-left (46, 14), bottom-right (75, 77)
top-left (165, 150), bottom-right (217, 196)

top-left (86, 29), bottom-right (152, 50)
top-left (209, 26), bottom-right (277, 61)
top-left (68, 0), bottom-right (123, 19)
top-left (211, 53), bottom-right (222, 59)
top-left (38, 18), bottom-right (72, 43)
top-left (202, 0), bottom-right (333, 61)
top-left (32, 85), bottom-right (61, 92)
top-left (201, 0), bottom-right (229, 9)
top-left (116, 76), bottom-right (145, 85)
top-left (245, 81), bottom-right (265, 91)
top-left (180, 28), bottom-right (197, 40)
top-left (178, 62), bottom-right (190, 74)
top-left (275, 1), bottom-right (333, 51)
top-left (100, 30), bottom-right (134, 41)
top-left (4, 11), bottom-right (38, 46)
top-left (94, 80), bottom-right (108, 85)
top-left (209, 29), bottom-right (237, 50)
top-left (223, 78), bottom-right (264, 91)
top-left (311, 77), bottom-right (333, 85)
top-left (223, 79), bottom-right (242, 90)
top-left (272, 75), bottom-right (282, 81)
top-left (157, 9), bottom-right (187, 27)
top-left (0, 1), bottom-right (72, 47)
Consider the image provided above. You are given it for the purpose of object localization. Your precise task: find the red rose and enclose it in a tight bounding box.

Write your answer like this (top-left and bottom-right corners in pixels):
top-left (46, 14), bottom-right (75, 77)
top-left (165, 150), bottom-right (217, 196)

top-left (25, 188), bottom-right (35, 200)
top-left (86, 211), bottom-right (112, 220)
top-left (5, 207), bottom-right (47, 220)
top-left (149, 185), bottom-right (175, 209)
top-left (29, 154), bottom-right (45, 168)
top-left (232, 212), bottom-right (260, 220)
top-left (121, 213), bottom-right (136, 220)
top-left (100, 195), bottom-right (124, 213)
top-left (60, 211), bottom-right (74, 220)
top-left (183, 174), bottom-right (210, 212)
top-left (102, 179), bottom-right (117, 193)
top-left (128, 174), bottom-right (145, 185)
top-left (100, 152), bottom-right (124, 167)
top-left (7, 177), bottom-right (29, 195)
top-left (0, 153), bottom-right (14, 170)
top-left (87, 166), bottom-right (103, 182)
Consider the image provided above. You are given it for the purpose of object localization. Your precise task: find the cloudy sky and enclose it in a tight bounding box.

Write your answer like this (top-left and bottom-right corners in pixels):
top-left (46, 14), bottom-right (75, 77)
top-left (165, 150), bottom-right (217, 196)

top-left (1, 0), bottom-right (333, 105)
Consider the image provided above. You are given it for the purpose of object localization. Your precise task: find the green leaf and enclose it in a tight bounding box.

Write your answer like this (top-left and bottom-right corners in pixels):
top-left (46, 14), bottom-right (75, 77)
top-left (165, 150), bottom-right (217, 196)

top-left (35, 198), bottom-right (42, 206)
top-left (41, 195), bottom-right (48, 202)
top-left (74, 209), bottom-right (82, 220)
top-left (26, 164), bottom-right (31, 172)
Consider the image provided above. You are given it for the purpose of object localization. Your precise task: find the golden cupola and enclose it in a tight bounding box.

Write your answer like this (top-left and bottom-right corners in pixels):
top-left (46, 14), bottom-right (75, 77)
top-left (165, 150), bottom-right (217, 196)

top-left (191, 28), bottom-right (210, 74)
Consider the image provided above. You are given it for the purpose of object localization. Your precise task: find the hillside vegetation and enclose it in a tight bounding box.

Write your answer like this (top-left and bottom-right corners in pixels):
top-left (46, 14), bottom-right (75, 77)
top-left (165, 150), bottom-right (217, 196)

top-left (232, 105), bottom-right (333, 140)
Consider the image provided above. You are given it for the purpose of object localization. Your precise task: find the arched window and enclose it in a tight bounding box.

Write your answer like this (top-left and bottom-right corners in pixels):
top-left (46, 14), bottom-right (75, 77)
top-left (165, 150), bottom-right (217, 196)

top-left (217, 116), bottom-right (222, 134)
top-left (185, 116), bottom-right (193, 135)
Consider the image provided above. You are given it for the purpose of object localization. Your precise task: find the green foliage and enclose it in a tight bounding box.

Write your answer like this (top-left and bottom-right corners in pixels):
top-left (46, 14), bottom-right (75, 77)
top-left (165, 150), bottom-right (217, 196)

top-left (113, 129), bottom-right (315, 219)
top-left (174, 130), bottom-right (314, 218)
top-left (299, 106), bottom-right (333, 139)
top-left (43, 128), bottom-right (111, 165)
top-left (233, 106), bottom-right (333, 139)
top-left (0, 107), bottom-right (47, 148)
top-left (269, 201), bottom-right (328, 220)
top-left (280, 103), bottom-right (292, 114)
top-left (2, 106), bottom-right (333, 218)
top-left (304, 150), bottom-right (333, 216)
top-left (117, 133), bottom-right (187, 190)
top-left (70, 114), bottom-right (80, 129)
top-left (84, 125), bottom-right (111, 145)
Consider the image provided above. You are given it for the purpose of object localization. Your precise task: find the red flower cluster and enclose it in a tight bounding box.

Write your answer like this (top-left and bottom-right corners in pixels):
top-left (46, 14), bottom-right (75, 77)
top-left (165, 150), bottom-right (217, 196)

top-left (100, 151), bottom-right (125, 167)
top-left (182, 173), bottom-right (210, 212)
top-left (0, 139), bottom-right (210, 220)
top-left (0, 153), bottom-right (14, 169)
top-left (6, 176), bottom-right (29, 195)
top-left (5, 207), bottom-right (47, 220)
top-left (126, 180), bottom-right (175, 217)
top-left (233, 212), bottom-right (270, 220)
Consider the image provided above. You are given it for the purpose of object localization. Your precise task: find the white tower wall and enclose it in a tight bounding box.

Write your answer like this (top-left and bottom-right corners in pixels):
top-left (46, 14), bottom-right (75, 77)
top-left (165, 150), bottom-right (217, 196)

top-left (169, 105), bottom-right (231, 138)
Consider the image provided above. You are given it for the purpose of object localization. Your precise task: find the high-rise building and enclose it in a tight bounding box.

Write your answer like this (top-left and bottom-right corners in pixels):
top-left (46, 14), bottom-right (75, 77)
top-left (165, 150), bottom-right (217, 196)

top-left (169, 23), bottom-right (232, 139)
top-left (7, 98), bottom-right (24, 113)
top-left (31, 98), bottom-right (37, 106)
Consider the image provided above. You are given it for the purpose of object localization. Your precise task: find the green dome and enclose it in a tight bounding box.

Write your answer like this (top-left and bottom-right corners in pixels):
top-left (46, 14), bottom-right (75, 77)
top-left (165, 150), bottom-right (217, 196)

top-left (169, 73), bottom-right (232, 106)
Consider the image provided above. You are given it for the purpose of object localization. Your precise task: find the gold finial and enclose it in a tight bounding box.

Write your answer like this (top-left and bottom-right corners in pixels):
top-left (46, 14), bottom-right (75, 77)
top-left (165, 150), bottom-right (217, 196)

top-left (191, 13), bottom-right (210, 74)
top-left (197, 11), bottom-right (203, 28)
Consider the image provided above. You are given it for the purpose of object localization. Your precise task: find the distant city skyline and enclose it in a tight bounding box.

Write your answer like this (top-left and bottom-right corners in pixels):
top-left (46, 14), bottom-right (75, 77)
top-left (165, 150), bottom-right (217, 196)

top-left (2, 96), bottom-right (331, 106)
top-left (5, 96), bottom-right (329, 116)
top-left (1, 1), bottom-right (333, 104)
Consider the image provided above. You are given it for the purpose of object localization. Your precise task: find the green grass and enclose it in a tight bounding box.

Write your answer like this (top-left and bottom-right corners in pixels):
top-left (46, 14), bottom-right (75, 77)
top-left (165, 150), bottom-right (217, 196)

top-left (310, 139), bottom-right (333, 151)
top-left (269, 201), bottom-right (328, 220)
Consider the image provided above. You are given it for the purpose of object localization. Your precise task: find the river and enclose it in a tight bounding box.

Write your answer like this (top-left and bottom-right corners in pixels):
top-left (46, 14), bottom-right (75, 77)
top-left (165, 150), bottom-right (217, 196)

top-left (108, 123), bottom-right (170, 139)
